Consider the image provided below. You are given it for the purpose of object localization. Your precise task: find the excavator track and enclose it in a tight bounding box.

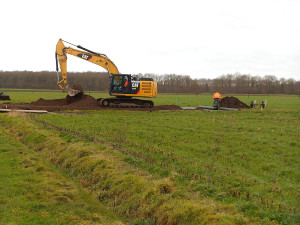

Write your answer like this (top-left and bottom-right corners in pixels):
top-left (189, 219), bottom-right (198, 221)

top-left (97, 97), bottom-right (154, 108)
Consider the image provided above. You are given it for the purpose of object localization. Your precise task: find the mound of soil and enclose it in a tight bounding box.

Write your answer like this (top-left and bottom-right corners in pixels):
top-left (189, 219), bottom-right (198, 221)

top-left (64, 95), bottom-right (99, 110)
top-left (220, 96), bottom-right (250, 109)
top-left (30, 95), bottom-right (100, 111)
top-left (31, 98), bottom-right (67, 106)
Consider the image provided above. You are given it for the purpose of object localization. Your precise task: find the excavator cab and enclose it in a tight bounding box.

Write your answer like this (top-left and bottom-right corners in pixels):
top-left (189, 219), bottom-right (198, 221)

top-left (109, 74), bottom-right (156, 98)
top-left (110, 74), bottom-right (131, 94)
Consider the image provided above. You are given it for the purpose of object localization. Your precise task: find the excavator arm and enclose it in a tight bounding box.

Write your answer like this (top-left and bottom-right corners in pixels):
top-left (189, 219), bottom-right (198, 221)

top-left (55, 39), bottom-right (119, 96)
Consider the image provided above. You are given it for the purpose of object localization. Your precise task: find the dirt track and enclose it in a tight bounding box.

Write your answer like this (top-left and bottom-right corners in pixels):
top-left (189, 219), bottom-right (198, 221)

top-left (1, 95), bottom-right (250, 112)
top-left (1, 95), bottom-right (182, 112)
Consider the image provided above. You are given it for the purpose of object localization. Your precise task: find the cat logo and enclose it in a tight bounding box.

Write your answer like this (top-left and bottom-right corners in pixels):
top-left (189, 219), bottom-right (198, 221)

top-left (132, 82), bottom-right (139, 88)
top-left (77, 54), bottom-right (92, 61)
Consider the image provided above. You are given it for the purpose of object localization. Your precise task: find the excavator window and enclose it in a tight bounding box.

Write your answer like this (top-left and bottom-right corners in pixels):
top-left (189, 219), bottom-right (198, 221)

top-left (113, 75), bottom-right (122, 86)
top-left (112, 75), bottom-right (123, 93)
top-left (111, 74), bottom-right (132, 94)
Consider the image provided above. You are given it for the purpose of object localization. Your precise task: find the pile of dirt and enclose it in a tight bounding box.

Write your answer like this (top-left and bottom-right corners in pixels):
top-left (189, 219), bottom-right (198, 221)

top-left (220, 96), bottom-right (250, 109)
top-left (64, 95), bottom-right (99, 110)
top-left (29, 95), bottom-right (100, 111)
top-left (31, 98), bottom-right (67, 106)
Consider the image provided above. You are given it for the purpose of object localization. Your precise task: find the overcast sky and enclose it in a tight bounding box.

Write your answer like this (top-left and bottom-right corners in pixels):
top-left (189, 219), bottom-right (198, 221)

top-left (1, 0), bottom-right (299, 80)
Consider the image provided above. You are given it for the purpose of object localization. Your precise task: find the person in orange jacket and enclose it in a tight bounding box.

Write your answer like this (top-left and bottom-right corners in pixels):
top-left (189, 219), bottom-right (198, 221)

top-left (213, 92), bottom-right (221, 109)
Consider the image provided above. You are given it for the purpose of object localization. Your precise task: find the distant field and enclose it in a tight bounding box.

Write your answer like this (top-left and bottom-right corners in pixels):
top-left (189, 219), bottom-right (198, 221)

top-left (0, 90), bottom-right (299, 224)
top-left (2, 88), bottom-right (300, 109)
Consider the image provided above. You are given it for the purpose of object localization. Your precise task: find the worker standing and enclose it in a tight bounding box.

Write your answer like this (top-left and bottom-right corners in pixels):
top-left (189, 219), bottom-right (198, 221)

top-left (213, 92), bottom-right (221, 109)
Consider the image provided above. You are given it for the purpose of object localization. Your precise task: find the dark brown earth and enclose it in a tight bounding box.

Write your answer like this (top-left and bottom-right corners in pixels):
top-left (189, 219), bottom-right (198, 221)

top-left (1, 95), bottom-right (182, 112)
top-left (220, 96), bottom-right (250, 109)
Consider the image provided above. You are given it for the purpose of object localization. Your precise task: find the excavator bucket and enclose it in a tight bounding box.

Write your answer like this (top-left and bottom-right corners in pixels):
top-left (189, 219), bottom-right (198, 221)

top-left (66, 84), bottom-right (84, 97)
top-left (65, 87), bottom-right (80, 97)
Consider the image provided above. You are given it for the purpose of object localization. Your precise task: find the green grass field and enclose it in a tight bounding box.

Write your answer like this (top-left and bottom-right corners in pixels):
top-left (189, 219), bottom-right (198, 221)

top-left (0, 125), bottom-right (124, 224)
top-left (0, 90), bottom-right (299, 224)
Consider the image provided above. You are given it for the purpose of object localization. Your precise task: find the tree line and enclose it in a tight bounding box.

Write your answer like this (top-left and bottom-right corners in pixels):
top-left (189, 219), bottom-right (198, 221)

top-left (0, 71), bottom-right (299, 95)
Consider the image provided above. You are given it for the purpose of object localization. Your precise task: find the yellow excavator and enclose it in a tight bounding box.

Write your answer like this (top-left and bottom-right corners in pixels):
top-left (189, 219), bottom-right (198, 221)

top-left (55, 39), bottom-right (157, 107)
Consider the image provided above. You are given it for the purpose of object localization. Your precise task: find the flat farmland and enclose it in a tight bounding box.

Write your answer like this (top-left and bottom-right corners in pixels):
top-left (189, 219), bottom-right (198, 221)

top-left (2, 89), bottom-right (299, 109)
top-left (0, 91), bottom-right (299, 224)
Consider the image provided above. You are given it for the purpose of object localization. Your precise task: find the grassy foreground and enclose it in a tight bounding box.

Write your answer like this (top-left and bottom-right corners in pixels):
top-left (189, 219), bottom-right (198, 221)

top-left (31, 108), bottom-right (299, 224)
top-left (0, 91), bottom-right (299, 224)
top-left (0, 113), bottom-right (258, 224)
top-left (0, 125), bottom-right (124, 224)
